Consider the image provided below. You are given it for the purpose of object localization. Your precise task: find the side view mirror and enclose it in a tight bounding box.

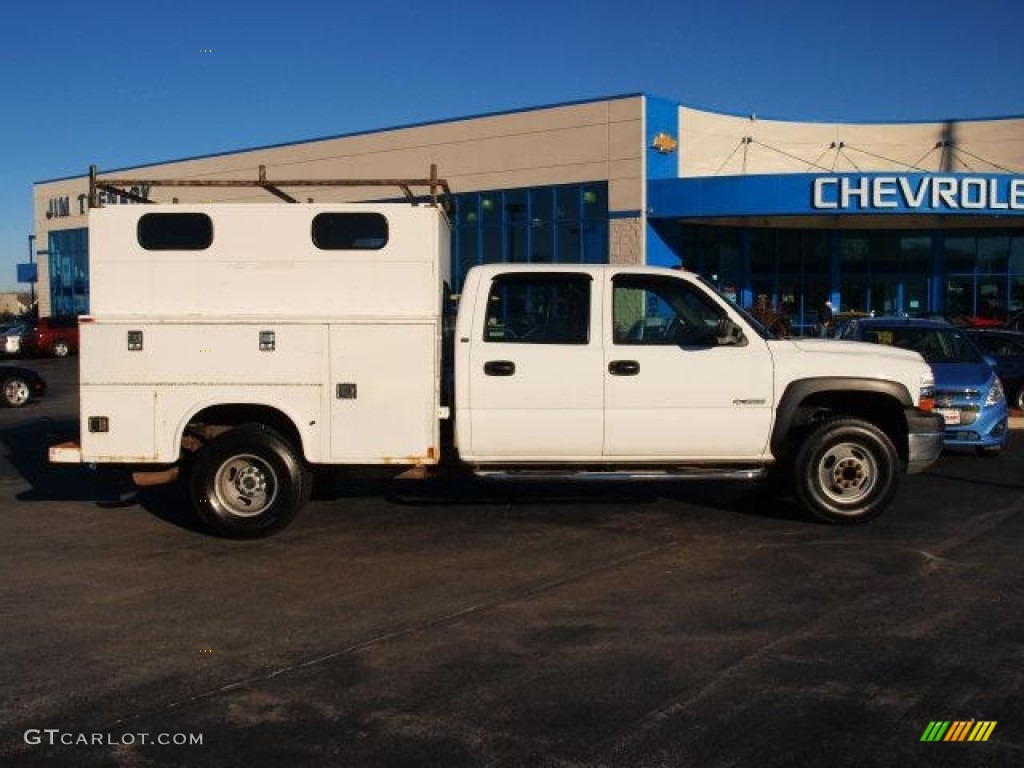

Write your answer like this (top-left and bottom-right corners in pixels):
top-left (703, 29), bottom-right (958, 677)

top-left (716, 316), bottom-right (746, 346)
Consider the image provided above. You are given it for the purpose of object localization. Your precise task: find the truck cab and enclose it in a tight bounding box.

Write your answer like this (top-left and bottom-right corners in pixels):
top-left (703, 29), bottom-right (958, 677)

top-left (455, 264), bottom-right (774, 462)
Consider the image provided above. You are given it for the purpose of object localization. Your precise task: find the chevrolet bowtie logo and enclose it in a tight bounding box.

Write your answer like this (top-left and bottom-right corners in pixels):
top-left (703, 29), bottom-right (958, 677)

top-left (651, 132), bottom-right (678, 154)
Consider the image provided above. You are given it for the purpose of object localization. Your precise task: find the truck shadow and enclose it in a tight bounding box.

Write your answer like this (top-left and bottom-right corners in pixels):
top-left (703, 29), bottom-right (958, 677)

top-left (2, 418), bottom-right (811, 535)
top-left (375, 472), bottom-right (813, 525)
top-left (0, 418), bottom-right (208, 533)
top-left (2, 419), bottom-right (133, 503)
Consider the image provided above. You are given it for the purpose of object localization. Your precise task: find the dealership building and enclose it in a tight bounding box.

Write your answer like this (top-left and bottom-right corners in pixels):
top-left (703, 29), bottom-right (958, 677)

top-left (30, 94), bottom-right (1024, 331)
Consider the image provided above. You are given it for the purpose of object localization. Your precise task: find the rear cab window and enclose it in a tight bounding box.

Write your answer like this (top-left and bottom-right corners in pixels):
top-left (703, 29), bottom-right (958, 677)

top-left (484, 274), bottom-right (591, 345)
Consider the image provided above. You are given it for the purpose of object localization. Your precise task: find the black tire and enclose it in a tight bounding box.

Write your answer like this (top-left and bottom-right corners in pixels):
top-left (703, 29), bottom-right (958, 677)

top-left (190, 424), bottom-right (312, 538)
top-left (1, 376), bottom-right (32, 408)
top-left (793, 418), bottom-right (900, 524)
top-left (51, 340), bottom-right (71, 357)
top-left (1013, 385), bottom-right (1024, 412)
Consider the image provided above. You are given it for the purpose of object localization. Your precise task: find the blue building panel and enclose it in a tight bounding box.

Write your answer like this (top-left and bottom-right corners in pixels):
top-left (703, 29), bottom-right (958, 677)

top-left (649, 173), bottom-right (1024, 219)
top-left (644, 96), bottom-right (681, 182)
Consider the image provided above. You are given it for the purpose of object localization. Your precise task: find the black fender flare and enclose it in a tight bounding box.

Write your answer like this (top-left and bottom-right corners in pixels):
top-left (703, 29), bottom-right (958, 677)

top-left (771, 377), bottom-right (914, 456)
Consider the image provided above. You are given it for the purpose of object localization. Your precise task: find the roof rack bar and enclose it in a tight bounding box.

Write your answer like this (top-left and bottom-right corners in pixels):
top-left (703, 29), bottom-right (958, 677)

top-left (88, 163), bottom-right (453, 210)
top-left (259, 165), bottom-right (298, 203)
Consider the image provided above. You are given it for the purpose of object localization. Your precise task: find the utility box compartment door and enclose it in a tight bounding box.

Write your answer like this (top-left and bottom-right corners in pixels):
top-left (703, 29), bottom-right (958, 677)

top-left (329, 323), bottom-right (439, 462)
top-left (80, 387), bottom-right (156, 462)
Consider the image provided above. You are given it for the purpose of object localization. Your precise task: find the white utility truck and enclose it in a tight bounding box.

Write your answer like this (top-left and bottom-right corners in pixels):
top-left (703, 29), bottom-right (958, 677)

top-left (50, 169), bottom-right (945, 537)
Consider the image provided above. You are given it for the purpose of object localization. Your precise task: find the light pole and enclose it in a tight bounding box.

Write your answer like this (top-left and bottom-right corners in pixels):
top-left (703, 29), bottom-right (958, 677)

top-left (27, 234), bottom-right (36, 311)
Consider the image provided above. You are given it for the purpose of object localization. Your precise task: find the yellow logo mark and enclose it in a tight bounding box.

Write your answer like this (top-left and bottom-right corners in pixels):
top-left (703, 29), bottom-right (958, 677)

top-left (651, 132), bottom-right (678, 154)
top-left (921, 720), bottom-right (997, 742)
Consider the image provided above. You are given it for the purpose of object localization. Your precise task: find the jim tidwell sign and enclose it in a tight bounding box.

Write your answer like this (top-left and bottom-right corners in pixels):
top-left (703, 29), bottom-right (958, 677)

top-left (812, 174), bottom-right (1024, 213)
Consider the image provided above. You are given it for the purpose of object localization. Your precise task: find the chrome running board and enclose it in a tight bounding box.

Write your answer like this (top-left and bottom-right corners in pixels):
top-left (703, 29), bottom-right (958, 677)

top-left (472, 467), bottom-right (766, 482)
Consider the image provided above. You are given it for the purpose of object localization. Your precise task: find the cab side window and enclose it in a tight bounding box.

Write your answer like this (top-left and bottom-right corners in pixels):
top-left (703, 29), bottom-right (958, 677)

top-left (613, 275), bottom-right (723, 346)
top-left (484, 274), bottom-right (591, 344)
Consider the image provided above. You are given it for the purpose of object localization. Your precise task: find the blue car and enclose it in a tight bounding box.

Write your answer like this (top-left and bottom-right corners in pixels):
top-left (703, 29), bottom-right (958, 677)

top-left (963, 329), bottom-right (1024, 412)
top-left (837, 318), bottom-right (1009, 456)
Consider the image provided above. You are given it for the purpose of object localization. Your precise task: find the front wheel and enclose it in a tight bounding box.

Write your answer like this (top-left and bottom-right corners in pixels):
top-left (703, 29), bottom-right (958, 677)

top-left (1, 377), bottom-right (31, 407)
top-left (51, 340), bottom-right (71, 357)
top-left (190, 424), bottom-right (312, 538)
top-left (793, 418), bottom-right (900, 525)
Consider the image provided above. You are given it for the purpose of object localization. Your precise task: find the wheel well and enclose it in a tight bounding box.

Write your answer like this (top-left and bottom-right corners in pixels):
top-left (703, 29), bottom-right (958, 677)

top-left (777, 391), bottom-right (909, 463)
top-left (183, 404), bottom-right (305, 458)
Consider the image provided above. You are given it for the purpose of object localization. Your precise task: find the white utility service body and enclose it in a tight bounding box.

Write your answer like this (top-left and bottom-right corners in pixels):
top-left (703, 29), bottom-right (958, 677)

top-left (51, 190), bottom-right (945, 537)
top-left (57, 202), bottom-right (448, 468)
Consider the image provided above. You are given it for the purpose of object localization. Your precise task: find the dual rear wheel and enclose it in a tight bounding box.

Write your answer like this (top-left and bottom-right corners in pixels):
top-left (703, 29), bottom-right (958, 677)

top-left (190, 424), bottom-right (312, 538)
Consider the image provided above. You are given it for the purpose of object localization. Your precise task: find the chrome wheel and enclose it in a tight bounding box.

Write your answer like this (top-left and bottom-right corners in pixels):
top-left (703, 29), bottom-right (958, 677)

top-left (191, 424), bottom-right (312, 537)
top-left (212, 454), bottom-right (279, 518)
top-left (2, 378), bottom-right (31, 407)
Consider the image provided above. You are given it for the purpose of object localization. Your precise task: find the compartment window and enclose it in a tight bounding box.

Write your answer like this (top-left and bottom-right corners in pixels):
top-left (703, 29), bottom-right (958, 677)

top-left (312, 213), bottom-right (388, 250)
top-left (137, 213), bottom-right (213, 250)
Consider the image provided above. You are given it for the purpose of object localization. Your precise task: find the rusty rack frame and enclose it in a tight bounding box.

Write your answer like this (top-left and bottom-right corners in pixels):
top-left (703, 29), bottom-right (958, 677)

top-left (88, 163), bottom-right (453, 211)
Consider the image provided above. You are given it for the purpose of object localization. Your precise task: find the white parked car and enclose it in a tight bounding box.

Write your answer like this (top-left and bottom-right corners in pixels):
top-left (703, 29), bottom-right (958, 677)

top-left (1, 322), bottom-right (29, 356)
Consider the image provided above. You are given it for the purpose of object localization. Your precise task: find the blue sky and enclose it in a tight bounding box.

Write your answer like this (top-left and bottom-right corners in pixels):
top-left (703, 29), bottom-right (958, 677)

top-left (2, 0), bottom-right (1022, 293)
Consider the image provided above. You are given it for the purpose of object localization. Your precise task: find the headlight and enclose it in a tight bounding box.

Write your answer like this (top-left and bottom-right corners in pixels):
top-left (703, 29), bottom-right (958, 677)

top-left (985, 376), bottom-right (1005, 407)
top-left (918, 369), bottom-right (935, 410)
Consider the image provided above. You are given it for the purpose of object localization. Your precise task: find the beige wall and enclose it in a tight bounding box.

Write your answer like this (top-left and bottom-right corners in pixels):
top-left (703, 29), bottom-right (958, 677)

top-left (33, 97), bottom-right (645, 316)
top-left (678, 107), bottom-right (1024, 177)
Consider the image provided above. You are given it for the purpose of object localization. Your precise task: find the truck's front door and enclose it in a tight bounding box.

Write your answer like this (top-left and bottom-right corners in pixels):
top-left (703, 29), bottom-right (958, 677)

top-left (464, 272), bottom-right (604, 459)
top-left (603, 273), bottom-right (774, 459)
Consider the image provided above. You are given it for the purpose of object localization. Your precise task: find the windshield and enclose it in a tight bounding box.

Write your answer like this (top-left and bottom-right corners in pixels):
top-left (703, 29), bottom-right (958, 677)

top-left (861, 326), bottom-right (985, 364)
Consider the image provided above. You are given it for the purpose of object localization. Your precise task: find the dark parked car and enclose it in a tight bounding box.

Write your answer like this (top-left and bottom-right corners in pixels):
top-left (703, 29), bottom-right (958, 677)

top-left (837, 318), bottom-right (1009, 455)
top-left (0, 365), bottom-right (47, 408)
top-left (963, 329), bottom-right (1024, 411)
top-left (1004, 309), bottom-right (1024, 333)
top-left (20, 316), bottom-right (79, 358)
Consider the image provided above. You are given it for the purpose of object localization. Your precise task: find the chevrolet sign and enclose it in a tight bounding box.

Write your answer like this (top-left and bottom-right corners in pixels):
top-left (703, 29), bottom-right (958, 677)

top-left (812, 175), bottom-right (1024, 212)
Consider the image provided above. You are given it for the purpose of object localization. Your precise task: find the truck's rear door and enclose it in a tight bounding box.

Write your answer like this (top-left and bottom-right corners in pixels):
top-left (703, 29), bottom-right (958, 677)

top-left (462, 271), bottom-right (604, 460)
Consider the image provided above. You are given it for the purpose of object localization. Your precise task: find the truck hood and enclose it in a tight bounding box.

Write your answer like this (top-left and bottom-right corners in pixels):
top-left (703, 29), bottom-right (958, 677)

top-left (770, 338), bottom-right (932, 403)
top-left (788, 338), bottom-right (924, 364)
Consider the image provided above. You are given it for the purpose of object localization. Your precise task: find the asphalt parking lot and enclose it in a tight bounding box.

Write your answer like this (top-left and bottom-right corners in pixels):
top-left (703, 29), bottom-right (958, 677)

top-left (1, 357), bottom-right (1022, 767)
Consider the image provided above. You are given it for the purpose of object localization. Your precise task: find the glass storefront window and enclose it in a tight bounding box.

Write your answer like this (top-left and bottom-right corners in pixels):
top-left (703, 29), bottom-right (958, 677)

top-left (47, 228), bottom-right (89, 317)
top-left (945, 277), bottom-right (973, 318)
top-left (676, 224), bottom-right (1024, 333)
top-left (944, 236), bottom-right (976, 273)
top-left (978, 235), bottom-right (1009, 274)
top-left (451, 183), bottom-right (609, 288)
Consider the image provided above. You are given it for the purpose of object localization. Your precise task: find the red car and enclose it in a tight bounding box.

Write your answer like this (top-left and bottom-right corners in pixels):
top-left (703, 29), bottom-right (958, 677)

top-left (20, 317), bottom-right (80, 358)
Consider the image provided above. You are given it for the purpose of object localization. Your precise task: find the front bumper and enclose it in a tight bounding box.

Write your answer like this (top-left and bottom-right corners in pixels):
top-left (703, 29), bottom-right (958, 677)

top-left (905, 409), bottom-right (945, 474)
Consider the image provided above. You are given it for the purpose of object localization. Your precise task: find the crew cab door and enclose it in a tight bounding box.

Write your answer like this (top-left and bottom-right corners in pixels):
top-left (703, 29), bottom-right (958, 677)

top-left (603, 273), bottom-right (773, 459)
top-left (462, 271), bottom-right (604, 460)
